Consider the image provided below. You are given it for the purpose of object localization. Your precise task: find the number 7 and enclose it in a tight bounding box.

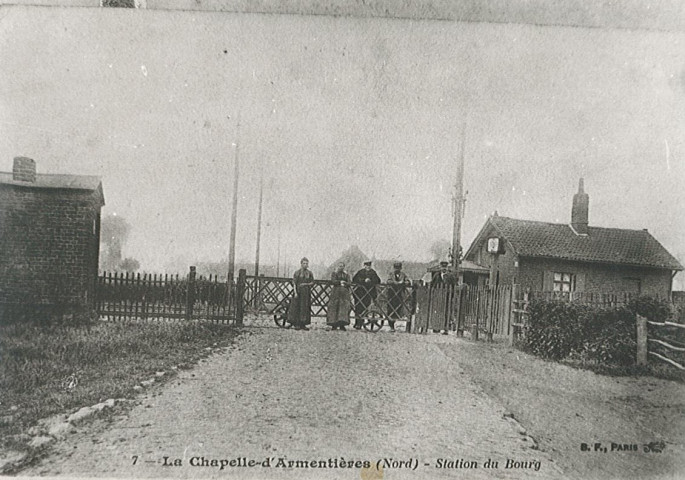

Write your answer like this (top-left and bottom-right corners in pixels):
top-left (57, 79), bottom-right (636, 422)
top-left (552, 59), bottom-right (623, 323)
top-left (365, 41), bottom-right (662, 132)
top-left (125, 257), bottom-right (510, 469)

top-left (132, 456), bottom-right (138, 465)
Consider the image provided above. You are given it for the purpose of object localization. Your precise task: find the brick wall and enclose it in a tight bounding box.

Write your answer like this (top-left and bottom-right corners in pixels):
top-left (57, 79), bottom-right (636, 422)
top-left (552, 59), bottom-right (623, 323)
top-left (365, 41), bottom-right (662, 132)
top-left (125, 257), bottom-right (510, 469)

top-left (518, 257), bottom-right (672, 297)
top-left (0, 185), bottom-right (102, 313)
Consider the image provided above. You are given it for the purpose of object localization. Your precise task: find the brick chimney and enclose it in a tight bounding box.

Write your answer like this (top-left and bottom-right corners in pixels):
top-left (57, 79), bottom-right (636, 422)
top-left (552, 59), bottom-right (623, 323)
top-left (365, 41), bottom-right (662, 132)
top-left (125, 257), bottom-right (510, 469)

top-left (13, 156), bottom-right (36, 183)
top-left (571, 178), bottom-right (589, 235)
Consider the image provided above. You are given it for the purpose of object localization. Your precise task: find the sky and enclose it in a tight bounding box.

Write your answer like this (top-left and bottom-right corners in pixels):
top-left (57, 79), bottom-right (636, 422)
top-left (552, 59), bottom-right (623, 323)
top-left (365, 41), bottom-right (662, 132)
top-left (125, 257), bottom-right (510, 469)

top-left (1, 4), bottom-right (684, 285)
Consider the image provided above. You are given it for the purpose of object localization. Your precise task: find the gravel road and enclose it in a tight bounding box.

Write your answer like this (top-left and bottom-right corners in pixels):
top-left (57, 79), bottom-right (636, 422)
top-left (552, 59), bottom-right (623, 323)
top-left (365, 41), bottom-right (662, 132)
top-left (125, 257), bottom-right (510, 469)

top-left (18, 317), bottom-right (685, 480)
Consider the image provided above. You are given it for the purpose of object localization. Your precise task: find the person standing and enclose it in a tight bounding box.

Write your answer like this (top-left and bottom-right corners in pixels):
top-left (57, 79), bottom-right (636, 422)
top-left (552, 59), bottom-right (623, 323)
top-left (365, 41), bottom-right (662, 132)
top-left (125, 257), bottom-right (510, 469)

top-left (288, 257), bottom-right (314, 330)
top-left (327, 262), bottom-right (352, 331)
top-left (387, 262), bottom-right (411, 332)
top-left (432, 261), bottom-right (452, 285)
top-left (431, 261), bottom-right (456, 334)
top-left (352, 260), bottom-right (381, 330)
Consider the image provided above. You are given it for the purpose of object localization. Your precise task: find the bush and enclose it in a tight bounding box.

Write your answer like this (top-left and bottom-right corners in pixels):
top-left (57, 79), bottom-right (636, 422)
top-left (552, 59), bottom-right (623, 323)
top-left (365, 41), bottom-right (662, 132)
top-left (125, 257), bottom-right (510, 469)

top-left (627, 296), bottom-right (674, 323)
top-left (522, 297), bottom-right (667, 367)
top-left (522, 300), bottom-right (587, 360)
top-left (580, 307), bottom-right (636, 366)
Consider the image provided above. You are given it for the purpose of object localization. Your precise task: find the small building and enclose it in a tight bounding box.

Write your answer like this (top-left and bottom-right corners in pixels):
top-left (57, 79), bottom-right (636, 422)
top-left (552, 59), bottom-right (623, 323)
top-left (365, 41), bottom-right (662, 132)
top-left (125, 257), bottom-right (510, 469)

top-left (0, 157), bottom-right (105, 319)
top-left (463, 179), bottom-right (682, 297)
top-left (424, 260), bottom-right (490, 287)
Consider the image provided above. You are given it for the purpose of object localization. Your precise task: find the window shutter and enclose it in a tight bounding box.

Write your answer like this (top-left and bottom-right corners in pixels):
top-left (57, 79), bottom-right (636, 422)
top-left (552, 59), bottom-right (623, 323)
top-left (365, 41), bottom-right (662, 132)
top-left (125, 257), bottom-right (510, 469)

top-left (575, 273), bottom-right (586, 292)
top-left (542, 270), bottom-right (554, 292)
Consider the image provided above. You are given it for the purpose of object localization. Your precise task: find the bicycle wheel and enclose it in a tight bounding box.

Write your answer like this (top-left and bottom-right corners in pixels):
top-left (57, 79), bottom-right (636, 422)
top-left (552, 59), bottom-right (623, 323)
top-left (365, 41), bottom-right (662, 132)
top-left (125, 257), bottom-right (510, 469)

top-left (362, 312), bottom-right (384, 332)
top-left (273, 313), bottom-right (291, 328)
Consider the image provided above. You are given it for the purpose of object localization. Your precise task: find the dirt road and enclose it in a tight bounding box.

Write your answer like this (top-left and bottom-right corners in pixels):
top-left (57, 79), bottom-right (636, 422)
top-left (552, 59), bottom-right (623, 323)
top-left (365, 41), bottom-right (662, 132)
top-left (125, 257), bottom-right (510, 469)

top-left (18, 318), bottom-right (685, 480)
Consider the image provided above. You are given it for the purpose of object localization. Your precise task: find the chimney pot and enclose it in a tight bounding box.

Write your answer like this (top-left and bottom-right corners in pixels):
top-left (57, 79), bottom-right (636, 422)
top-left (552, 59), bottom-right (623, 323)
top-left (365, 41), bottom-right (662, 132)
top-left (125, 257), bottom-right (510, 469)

top-left (571, 178), bottom-right (589, 235)
top-left (12, 156), bottom-right (36, 183)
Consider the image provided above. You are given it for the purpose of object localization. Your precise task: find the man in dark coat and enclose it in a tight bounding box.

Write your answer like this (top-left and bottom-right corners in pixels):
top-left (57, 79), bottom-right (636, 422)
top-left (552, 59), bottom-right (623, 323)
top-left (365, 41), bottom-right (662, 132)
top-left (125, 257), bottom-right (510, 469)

top-left (432, 261), bottom-right (456, 285)
top-left (352, 261), bottom-right (381, 329)
top-left (431, 261), bottom-right (457, 334)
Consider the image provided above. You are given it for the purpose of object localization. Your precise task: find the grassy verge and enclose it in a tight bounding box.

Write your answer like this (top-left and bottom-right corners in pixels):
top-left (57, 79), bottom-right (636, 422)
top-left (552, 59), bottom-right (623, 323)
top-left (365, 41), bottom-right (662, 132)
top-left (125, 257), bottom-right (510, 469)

top-left (0, 319), bottom-right (241, 450)
top-left (562, 358), bottom-right (685, 383)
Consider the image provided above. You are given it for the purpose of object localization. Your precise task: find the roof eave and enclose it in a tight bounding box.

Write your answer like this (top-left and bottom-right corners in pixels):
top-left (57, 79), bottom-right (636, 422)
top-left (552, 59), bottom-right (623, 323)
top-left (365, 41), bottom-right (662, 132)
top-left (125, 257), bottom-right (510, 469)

top-left (518, 254), bottom-right (683, 271)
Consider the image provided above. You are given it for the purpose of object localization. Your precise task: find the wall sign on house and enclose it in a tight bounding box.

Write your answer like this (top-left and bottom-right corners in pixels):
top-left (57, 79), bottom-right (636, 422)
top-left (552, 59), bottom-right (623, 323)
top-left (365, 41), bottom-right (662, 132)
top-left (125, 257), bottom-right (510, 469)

top-left (487, 237), bottom-right (505, 254)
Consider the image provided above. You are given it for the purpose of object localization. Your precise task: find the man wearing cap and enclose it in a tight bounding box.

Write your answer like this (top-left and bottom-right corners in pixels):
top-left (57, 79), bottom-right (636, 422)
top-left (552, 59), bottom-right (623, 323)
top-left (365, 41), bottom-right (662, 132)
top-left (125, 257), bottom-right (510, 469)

top-left (432, 261), bottom-right (453, 285)
top-left (352, 261), bottom-right (381, 330)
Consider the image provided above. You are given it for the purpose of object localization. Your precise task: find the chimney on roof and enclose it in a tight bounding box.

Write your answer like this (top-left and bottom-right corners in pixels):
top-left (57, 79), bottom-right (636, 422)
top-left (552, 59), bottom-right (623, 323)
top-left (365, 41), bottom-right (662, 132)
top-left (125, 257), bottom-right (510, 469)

top-left (13, 157), bottom-right (36, 183)
top-left (571, 178), bottom-right (589, 235)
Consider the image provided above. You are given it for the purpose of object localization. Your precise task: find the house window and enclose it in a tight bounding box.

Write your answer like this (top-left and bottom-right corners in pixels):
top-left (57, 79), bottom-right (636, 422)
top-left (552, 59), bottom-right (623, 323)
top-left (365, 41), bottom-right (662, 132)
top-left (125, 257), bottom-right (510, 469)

top-left (553, 272), bottom-right (575, 292)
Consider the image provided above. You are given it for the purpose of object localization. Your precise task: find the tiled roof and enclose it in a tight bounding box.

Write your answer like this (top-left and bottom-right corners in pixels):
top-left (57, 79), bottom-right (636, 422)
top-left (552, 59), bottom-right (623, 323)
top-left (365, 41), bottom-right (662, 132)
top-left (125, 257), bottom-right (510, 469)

top-left (0, 171), bottom-right (101, 191)
top-left (489, 216), bottom-right (682, 270)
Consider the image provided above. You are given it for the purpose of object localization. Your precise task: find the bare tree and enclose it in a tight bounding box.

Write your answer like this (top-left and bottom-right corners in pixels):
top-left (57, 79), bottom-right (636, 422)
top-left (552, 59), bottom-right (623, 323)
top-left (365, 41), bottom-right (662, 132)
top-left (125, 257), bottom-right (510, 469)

top-left (429, 239), bottom-right (451, 262)
top-left (100, 214), bottom-right (140, 271)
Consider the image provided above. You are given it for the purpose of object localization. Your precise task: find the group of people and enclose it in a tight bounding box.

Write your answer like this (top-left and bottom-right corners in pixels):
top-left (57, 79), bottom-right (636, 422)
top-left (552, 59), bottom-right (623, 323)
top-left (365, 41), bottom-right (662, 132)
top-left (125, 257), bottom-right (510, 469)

top-left (286, 257), bottom-right (411, 332)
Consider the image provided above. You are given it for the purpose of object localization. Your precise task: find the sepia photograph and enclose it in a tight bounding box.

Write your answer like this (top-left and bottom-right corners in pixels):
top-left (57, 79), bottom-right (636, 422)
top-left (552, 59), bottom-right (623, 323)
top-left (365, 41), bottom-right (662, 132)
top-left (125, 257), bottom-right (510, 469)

top-left (1, 1), bottom-right (685, 479)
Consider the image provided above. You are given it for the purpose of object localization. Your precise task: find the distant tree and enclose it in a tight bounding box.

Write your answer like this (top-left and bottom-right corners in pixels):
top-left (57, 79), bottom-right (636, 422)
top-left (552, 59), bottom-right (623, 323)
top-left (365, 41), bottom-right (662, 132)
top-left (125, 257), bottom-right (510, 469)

top-left (99, 214), bottom-right (140, 272)
top-left (119, 257), bottom-right (140, 272)
top-left (430, 239), bottom-right (451, 261)
top-left (327, 245), bottom-right (368, 276)
top-left (102, 0), bottom-right (135, 7)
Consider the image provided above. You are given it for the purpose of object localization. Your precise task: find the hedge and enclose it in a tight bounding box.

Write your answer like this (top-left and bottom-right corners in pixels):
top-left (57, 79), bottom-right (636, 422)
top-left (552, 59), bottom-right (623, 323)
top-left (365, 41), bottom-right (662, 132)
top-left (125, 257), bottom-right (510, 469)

top-left (521, 296), bottom-right (674, 366)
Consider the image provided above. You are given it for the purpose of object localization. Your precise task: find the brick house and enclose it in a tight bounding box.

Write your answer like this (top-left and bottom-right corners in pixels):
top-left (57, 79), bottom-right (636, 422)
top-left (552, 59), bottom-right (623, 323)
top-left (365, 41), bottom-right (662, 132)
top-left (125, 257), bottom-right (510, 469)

top-left (0, 157), bottom-right (105, 319)
top-left (463, 179), bottom-right (682, 297)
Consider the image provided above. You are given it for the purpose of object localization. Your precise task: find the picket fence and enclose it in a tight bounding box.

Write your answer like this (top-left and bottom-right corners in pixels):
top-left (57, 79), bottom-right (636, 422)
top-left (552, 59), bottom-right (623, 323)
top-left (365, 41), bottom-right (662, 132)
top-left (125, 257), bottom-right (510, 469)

top-left (97, 268), bottom-right (235, 323)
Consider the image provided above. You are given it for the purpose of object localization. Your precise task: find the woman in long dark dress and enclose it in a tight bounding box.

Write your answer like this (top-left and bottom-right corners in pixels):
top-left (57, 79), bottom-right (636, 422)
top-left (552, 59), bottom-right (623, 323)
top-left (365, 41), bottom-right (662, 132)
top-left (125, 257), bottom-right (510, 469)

top-left (288, 257), bottom-right (314, 330)
top-left (327, 262), bottom-right (352, 331)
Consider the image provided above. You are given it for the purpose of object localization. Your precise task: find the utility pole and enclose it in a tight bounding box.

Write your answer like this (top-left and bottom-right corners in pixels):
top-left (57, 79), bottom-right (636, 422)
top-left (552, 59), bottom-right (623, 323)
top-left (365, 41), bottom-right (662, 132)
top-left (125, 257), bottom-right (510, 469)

top-left (276, 230), bottom-right (281, 277)
top-left (451, 123), bottom-right (466, 275)
top-left (254, 166), bottom-right (264, 277)
top-left (227, 114), bottom-right (241, 284)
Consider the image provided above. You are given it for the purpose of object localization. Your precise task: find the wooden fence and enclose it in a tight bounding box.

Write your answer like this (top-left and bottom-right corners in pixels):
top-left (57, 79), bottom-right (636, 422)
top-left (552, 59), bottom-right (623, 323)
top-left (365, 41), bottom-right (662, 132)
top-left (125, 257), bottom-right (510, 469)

top-left (526, 291), bottom-right (636, 308)
top-left (97, 267), bottom-right (235, 323)
top-left (412, 284), bottom-right (515, 338)
top-left (638, 315), bottom-right (685, 371)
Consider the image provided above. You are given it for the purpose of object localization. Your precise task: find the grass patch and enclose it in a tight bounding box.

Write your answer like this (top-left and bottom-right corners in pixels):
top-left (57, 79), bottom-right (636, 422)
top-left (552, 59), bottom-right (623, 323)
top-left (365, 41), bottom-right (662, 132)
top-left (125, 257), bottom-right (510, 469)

top-left (0, 319), bottom-right (240, 449)
top-left (562, 358), bottom-right (685, 383)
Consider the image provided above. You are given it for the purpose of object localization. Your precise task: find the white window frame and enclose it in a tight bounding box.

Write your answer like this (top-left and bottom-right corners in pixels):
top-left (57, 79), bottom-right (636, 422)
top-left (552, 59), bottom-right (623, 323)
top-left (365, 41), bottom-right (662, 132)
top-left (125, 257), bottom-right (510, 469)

top-left (553, 272), bottom-right (575, 292)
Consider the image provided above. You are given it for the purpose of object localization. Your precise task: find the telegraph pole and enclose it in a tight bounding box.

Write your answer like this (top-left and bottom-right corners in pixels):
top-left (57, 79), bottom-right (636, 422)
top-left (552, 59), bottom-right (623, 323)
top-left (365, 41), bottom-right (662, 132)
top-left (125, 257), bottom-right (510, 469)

top-left (254, 167), bottom-right (264, 277)
top-left (276, 230), bottom-right (281, 277)
top-left (227, 114), bottom-right (241, 283)
top-left (451, 123), bottom-right (466, 274)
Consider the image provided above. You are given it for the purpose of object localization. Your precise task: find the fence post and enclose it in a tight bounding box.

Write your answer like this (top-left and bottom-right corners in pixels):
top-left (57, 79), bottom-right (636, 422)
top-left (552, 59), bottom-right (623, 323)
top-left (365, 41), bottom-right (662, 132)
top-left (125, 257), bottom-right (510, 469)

top-left (407, 281), bottom-right (418, 333)
top-left (186, 266), bottom-right (196, 321)
top-left (236, 269), bottom-right (246, 325)
top-left (486, 287), bottom-right (494, 342)
top-left (636, 314), bottom-right (648, 366)
top-left (471, 290), bottom-right (480, 341)
top-left (508, 284), bottom-right (518, 346)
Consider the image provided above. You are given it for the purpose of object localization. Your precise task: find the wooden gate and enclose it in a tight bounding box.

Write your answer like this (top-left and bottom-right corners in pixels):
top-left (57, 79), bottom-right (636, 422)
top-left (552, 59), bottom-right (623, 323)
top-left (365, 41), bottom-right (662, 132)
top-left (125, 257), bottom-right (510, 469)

top-left (412, 284), bottom-right (462, 334)
top-left (239, 273), bottom-right (416, 327)
top-left (241, 275), bottom-right (333, 318)
top-left (412, 284), bottom-right (516, 339)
